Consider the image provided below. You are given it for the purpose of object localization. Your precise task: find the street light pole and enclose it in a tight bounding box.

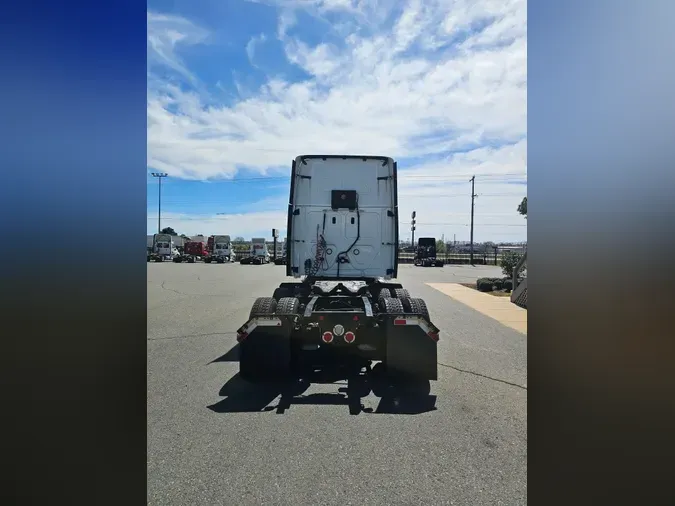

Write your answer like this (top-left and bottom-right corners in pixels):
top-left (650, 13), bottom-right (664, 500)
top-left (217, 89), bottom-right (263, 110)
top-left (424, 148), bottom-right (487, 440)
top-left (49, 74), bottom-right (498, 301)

top-left (469, 175), bottom-right (477, 265)
top-left (151, 172), bottom-right (168, 233)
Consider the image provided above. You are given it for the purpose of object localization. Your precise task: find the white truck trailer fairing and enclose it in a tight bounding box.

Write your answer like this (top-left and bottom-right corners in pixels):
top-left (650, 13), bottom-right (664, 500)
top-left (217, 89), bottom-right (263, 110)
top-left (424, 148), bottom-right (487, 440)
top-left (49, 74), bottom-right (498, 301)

top-left (286, 155), bottom-right (398, 280)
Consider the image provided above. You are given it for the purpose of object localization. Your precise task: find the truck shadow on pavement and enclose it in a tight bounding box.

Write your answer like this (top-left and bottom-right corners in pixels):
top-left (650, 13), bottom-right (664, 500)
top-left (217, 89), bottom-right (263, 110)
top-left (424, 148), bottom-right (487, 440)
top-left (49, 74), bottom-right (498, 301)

top-left (207, 369), bottom-right (437, 416)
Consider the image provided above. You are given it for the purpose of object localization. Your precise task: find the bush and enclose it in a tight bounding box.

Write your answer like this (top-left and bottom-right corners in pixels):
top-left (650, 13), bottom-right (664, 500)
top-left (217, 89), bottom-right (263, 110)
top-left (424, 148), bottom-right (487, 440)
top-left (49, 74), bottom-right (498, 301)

top-left (491, 278), bottom-right (504, 290)
top-left (476, 278), bottom-right (494, 292)
top-left (500, 250), bottom-right (524, 279)
top-left (502, 279), bottom-right (513, 291)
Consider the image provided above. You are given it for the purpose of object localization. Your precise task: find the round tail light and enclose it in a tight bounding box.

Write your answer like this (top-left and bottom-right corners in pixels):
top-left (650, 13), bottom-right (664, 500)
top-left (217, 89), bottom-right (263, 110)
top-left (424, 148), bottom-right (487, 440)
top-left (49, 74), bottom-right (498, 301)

top-left (322, 331), bottom-right (334, 343)
top-left (344, 331), bottom-right (355, 343)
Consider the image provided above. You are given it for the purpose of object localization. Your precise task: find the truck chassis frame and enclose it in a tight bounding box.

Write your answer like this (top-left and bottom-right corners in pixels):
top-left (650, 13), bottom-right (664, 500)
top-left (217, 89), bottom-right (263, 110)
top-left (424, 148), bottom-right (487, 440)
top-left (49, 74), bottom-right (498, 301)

top-left (237, 278), bottom-right (439, 383)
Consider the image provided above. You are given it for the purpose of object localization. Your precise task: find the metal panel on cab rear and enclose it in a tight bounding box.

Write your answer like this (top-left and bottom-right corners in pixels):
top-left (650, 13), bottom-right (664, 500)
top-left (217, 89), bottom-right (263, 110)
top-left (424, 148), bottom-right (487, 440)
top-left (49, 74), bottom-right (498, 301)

top-left (385, 320), bottom-right (438, 380)
top-left (288, 155), bottom-right (397, 280)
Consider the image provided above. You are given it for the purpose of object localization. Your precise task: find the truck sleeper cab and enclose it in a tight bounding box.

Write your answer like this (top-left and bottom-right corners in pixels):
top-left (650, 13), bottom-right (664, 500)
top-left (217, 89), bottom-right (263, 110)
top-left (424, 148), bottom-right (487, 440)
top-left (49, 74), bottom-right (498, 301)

top-left (148, 234), bottom-right (176, 262)
top-left (204, 235), bottom-right (235, 264)
top-left (236, 155), bottom-right (439, 383)
top-left (173, 241), bottom-right (208, 263)
top-left (241, 238), bottom-right (270, 265)
top-left (274, 238), bottom-right (288, 265)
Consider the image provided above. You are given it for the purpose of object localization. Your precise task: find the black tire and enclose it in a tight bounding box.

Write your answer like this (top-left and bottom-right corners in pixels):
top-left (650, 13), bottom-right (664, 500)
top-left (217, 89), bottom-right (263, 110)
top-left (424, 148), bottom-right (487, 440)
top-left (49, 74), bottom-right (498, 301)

top-left (393, 288), bottom-right (411, 299)
top-left (401, 297), bottom-right (430, 321)
top-left (204, 258), bottom-right (211, 263)
top-left (380, 297), bottom-right (404, 314)
top-left (377, 287), bottom-right (393, 300)
top-left (241, 296), bottom-right (288, 382)
top-left (276, 297), bottom-right (300, 315)
top-left (248, 297), bottom-right (277, 319)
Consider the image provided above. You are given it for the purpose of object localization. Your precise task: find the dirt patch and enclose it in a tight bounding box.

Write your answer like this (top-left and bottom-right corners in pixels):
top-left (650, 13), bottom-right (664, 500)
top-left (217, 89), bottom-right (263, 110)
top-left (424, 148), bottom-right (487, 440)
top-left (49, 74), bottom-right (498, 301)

top-left (460, 283), bottom-right (512, 297)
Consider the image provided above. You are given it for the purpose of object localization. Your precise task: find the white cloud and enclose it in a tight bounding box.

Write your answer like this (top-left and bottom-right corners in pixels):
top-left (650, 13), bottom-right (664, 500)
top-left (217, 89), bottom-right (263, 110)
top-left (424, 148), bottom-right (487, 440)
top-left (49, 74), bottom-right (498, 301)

top-left (147, 11), bottom-right (210, 84)
top-left (246, 33), bottom-right (267, 67)
top-left (147, 0), bottom-right (527, 241)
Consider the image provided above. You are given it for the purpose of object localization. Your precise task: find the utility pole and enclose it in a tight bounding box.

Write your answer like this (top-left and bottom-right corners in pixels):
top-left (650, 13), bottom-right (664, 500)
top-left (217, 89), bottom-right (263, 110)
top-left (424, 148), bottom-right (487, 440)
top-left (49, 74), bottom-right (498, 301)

top-left (151, 172), bottom-right (168, 234)
top-left (469, 175), bottom-right (477, 265)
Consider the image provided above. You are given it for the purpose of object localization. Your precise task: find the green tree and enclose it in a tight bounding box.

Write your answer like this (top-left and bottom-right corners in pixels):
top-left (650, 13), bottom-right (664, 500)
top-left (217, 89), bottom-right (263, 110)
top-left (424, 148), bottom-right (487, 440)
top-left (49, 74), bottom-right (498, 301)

top-left (160, 227), bottom-right (177, 235)
top-left (500, 250), bottom-right (524, 278)
top-left (517, 197), bottom-right (527, 218)
top-left (435, 239), bottom-right (447, 254)
top-left (234, 236), bottom-right (245, 243)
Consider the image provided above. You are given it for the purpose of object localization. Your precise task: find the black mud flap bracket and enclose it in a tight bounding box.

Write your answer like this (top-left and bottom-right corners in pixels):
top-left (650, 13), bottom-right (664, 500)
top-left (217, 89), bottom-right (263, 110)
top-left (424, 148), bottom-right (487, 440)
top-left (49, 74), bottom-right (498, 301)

top-left (384, 315), bottom-right (439, 381)
top-left (237, 316), bottom-right (294, 379)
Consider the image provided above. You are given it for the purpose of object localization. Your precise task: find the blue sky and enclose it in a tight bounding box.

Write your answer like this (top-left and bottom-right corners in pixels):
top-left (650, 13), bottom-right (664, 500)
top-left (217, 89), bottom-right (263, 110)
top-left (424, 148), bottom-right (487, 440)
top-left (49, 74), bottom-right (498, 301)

top-left (147, 0), bottom-right (527, 242)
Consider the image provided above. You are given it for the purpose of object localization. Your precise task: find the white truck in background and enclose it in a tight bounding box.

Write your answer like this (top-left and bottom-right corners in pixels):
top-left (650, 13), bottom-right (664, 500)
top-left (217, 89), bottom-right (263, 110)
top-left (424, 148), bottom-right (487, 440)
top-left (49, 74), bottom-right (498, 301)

top-left (148, 233), bottom-right (178, 262)
top-left (274, 237), bottom-right (288, 265)
top-left (204, 235), bottom-right (236, 263)
top-left (240, 237), bottom-right (271, 265)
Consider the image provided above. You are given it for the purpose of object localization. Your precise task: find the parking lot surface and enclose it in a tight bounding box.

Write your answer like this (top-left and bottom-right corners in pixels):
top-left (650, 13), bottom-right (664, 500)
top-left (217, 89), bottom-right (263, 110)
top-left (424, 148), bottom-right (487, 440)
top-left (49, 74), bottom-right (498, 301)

top-left (148, 263), bottom-right (526, 505)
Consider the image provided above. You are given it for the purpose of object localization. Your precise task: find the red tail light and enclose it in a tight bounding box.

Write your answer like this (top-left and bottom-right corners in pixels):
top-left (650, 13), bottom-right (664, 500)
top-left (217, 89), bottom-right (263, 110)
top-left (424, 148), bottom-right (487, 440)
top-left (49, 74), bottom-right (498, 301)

top-left (344, 331), bottom-right (355, 343)
top-left (393, 318), bottom-right (407, 325)
top-left (427, 331), bottom-right (439, 342)
top-left (322, 331), bottom-right (333, 343)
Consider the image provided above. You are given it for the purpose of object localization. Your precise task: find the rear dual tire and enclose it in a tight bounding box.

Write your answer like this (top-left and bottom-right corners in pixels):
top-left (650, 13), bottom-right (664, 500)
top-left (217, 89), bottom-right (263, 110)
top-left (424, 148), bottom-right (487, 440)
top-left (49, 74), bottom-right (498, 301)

top-left (240, 297), bottom-right (295, 382)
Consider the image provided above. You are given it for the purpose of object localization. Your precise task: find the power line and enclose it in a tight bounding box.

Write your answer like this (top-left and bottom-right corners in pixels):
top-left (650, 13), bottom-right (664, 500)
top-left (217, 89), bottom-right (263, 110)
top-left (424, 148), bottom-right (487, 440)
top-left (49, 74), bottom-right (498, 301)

top-left (146, 173), bottom-right (526, 184)
top-left (155, 193), bottom-right (525, 205)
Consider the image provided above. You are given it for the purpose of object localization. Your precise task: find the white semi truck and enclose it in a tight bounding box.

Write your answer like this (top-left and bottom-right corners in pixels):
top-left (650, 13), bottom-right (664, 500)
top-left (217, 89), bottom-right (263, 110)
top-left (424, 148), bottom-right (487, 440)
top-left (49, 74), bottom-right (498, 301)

top-left (147, 233), bottom-right (179, 262)
top-left (204, 235), bottom-right (236, 263)
top-left (235, 155), bottom-right (440, 385)
top-left (274, 238), bottom-right (288, 265)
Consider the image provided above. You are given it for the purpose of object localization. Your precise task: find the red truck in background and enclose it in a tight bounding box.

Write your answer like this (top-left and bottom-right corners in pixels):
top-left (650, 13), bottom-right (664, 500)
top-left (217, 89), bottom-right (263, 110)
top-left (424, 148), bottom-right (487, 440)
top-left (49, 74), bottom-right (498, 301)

top-left (173, 241), bottom-right (209, 263)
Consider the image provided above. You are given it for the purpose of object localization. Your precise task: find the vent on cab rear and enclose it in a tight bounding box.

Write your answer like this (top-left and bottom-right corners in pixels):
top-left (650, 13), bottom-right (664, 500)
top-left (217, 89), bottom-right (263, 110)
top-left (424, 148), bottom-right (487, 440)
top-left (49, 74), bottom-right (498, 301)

top-left (331, 190), bottom-right (358, 211)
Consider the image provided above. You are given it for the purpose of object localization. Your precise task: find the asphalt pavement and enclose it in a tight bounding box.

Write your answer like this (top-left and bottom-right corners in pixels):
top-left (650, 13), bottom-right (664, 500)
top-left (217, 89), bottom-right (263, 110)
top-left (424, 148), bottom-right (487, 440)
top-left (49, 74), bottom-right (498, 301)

top-left (148, 263), bottom-right (526, 506)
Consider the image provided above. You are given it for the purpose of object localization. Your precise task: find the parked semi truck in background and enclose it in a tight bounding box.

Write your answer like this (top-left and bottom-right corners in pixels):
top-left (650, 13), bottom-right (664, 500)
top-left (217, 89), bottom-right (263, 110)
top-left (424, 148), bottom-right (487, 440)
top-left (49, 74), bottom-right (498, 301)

top-left (274, 238), bottom-right (288, 265)
top-left (204, 235), bottom-right (236, 263)
top-left (414, 237), bottom-right (444, 267)
top-left (236, 155), bottom-right (439, 385)
top-left (148, 233), bottom-right (178, 262)
top-left (240, 237), bottom-right (271, 265)
top-left (173, 241), bottom-right (208, 263)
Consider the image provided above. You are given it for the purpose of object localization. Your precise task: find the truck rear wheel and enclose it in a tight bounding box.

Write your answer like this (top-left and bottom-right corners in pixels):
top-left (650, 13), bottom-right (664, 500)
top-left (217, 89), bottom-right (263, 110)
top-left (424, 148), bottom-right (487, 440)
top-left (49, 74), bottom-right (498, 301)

top-left (380, 296), bottom-right (404, 314)
top-left (241, 296), bottom-right (289, 382)
top-left (248, 297), bottom-right (277, 319)
top-left (276, 297), bottom-right (300, 315)
top-left (402, 297), bottom-right (430, 321)
top-left (393, 288), bottom-right (411, 299)
top-left (377, 287), bottom-right (393, 300)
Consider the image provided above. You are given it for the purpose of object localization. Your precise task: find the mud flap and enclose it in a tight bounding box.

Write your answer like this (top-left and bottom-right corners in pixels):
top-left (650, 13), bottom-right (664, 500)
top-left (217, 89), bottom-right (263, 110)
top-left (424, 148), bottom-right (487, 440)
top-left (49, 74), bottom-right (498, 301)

top-left (384, 316), bottom-right (438, 380)
top-left (237, 316), bottom-right (293, 380)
